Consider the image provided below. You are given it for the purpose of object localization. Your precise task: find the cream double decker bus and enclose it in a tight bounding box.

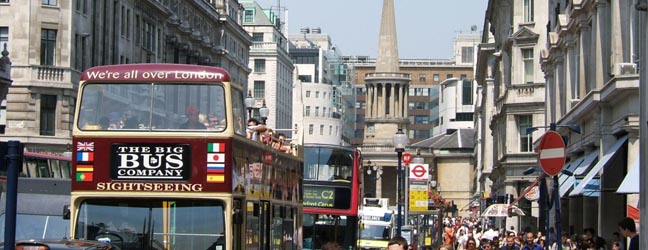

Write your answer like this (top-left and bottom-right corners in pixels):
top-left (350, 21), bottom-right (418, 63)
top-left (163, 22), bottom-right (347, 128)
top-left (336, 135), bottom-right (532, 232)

top-left (70, 64), bottom-right (303, 250)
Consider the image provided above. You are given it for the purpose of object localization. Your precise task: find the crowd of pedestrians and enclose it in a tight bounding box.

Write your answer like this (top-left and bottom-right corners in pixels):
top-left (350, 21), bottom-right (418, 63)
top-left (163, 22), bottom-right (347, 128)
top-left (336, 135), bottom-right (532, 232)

top-left (437, 216), bottom-right (639, 250)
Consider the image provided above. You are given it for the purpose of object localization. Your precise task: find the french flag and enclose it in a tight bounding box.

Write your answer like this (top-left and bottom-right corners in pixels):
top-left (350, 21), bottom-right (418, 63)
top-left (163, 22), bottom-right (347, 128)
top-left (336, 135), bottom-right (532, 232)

top-left (77, 152), bottom-right (94, 162)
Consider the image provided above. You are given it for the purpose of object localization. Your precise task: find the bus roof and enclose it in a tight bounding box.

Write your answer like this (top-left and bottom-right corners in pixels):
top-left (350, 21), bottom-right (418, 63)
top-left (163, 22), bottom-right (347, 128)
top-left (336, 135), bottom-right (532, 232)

top-left (80, 63), bottom-right (231, 82)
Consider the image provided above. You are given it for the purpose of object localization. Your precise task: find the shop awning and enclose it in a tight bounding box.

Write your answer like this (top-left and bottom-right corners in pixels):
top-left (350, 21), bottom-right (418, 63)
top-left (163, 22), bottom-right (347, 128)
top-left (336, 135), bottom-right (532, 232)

top-left (616, 158), bottom-right (639, 194)
top-left (570, 136), bottom-right (628, 196)
top-left (559, 150), bottom-right (598, 197)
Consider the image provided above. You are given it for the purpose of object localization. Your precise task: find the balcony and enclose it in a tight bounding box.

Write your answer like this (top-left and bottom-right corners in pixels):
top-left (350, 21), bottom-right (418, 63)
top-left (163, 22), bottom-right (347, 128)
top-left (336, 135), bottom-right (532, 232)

top-left (250, 42), bottom-right (289, 59)
top-left (11, 65), bottom-right (80, 89)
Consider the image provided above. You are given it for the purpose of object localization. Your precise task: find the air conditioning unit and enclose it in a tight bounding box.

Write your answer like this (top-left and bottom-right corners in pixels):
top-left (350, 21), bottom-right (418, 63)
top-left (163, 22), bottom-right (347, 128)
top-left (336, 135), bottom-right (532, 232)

top-left (614, 63), bottom-right (637, 76)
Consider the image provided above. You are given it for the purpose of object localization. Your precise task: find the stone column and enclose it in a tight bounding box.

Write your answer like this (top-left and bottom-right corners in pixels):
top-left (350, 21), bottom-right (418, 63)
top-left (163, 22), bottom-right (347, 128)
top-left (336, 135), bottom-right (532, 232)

top-left (374, 84), bottom-right (379, 118)
top-left (389, 83), bottom-right (395, 118)
top-left (403, 84), bottom-right (408, 117)
top-left (593, 1), bottom-right (610, 89)
top-left (369, 85), bottom-right (374, 117)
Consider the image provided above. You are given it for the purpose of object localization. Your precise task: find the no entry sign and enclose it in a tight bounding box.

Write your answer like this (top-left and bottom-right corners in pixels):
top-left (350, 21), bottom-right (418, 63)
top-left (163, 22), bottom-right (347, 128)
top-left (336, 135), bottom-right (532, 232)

top-left (537, 131), bottom-right (566, 176)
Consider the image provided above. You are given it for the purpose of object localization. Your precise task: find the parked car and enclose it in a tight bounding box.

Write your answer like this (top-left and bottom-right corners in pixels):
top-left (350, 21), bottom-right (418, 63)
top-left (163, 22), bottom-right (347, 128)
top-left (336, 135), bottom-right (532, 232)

top-left (0, 239), bottom-right (112, 250)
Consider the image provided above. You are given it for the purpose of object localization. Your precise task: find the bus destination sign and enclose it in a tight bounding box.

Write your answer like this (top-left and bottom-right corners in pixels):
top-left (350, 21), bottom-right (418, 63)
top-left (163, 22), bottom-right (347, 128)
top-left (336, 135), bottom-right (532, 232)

top-left (304, 186), bottom-right (336, 208)
top-left (110, 144), bottom-right (191, 181)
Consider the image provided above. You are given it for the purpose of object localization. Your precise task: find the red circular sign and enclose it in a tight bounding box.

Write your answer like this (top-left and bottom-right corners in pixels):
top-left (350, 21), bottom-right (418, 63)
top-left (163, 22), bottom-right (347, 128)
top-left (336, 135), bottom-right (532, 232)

top-left (537, 131), bottom-right (566, 176)
top-left (411, 165), bottom-right (427, 178)
top-left (402, 152), bottom-right (413, 164)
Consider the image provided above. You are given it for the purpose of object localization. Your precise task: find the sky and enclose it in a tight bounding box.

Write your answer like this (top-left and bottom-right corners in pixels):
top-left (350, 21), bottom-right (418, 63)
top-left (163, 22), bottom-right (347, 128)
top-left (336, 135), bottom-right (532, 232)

top-left (254, 0), bottom-right (488, 59)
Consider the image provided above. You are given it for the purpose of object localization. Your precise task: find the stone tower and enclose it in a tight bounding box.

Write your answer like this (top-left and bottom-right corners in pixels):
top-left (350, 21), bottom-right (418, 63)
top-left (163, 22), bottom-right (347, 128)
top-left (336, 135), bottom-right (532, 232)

top-left (361, 0), bottom-right (411, 200)
top-left (364, 0), bottom-right (411, 145)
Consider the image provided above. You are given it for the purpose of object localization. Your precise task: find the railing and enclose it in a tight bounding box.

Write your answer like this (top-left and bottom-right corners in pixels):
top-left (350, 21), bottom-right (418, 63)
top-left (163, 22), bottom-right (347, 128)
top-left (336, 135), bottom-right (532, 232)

top-left (11, 65), bottom-right (81, 89)
top-left (365, 72), bottom-right (411, 80)
top-left (37, 66), bottom-right (65, 81)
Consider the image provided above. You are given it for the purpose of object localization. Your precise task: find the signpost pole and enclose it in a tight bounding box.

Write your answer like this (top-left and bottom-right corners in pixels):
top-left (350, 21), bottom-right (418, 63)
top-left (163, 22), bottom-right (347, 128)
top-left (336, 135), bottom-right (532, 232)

top-left (537, 125), bottom-right (565, 250)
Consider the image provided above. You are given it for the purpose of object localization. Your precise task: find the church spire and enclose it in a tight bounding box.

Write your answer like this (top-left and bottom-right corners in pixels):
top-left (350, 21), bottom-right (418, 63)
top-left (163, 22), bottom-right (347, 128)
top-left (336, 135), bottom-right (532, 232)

top-left (375, 0), bottom-right (400, 73)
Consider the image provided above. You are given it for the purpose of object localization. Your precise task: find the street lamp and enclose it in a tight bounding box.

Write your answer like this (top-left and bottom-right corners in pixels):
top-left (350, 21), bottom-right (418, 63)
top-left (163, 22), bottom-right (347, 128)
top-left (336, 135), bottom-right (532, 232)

top-left (259, 99), bottom-right (269, 125)
top-left (244, 90), bottom-right (255, 120)
top-left (392, 125), bottom-right (408, 236)
top-left (365, 160), bottom-right (383, 180)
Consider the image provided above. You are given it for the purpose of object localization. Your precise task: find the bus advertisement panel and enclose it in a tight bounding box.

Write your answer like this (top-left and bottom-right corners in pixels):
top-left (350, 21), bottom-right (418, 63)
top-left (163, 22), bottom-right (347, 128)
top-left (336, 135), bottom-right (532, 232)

top-left (69, 64), bottom-right (303, 250)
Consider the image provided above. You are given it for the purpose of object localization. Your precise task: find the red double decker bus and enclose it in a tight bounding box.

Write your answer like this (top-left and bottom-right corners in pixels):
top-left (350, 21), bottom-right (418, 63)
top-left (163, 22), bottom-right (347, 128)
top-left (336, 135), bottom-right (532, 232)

top-left (69, 64), bottom-right (303, 250)
top-left (302, 145), bottom-right (362, 250)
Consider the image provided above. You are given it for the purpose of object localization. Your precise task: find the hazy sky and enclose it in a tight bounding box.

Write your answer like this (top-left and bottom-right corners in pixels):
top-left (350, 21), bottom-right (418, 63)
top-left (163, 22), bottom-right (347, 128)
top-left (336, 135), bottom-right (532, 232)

top-left (254, 0), bottom-right (488, 59)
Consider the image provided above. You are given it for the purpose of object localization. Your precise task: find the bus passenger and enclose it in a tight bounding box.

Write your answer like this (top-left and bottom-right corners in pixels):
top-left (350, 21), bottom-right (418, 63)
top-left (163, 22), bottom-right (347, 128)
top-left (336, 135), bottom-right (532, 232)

top-left (246, 118), bottom-right (266, 140)
top-left (207, 114), bottom-right (224, 130)
top-left (181, 105), bottom-right (206, 129)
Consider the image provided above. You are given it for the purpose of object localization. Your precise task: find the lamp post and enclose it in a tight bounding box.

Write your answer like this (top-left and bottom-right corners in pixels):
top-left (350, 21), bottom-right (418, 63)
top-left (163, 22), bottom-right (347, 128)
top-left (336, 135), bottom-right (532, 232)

top-left (259, 99), bottom-right (269, 125)
top-left (244, 90), bottom-right (255, 120)
top-left (392, 125), bottom-right (409, 236)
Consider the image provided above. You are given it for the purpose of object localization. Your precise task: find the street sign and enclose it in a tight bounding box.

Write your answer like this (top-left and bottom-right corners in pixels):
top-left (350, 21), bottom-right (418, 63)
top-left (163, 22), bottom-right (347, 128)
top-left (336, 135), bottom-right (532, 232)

top-left (537, 130), bottom-right (566, 176)
top-left (402, 152), bottom-right (413, 164)
top-left (409, 164), bottom-right (428, 181)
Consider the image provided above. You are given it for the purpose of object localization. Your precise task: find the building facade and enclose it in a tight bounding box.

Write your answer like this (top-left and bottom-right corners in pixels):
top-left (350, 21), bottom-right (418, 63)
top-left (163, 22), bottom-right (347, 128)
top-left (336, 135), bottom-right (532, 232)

top-left (542, 0), bottom-right (640, 239)
top-left (242, 0), bottom-right (294, 131)
top-left (0, 0), bottom-right (251, 154)
top-left (478, 0), bottom-right (643, 236)
top-left (288, 28), bottom-right (350, 145)
top-left (476, 0), bottom-right (548, 230)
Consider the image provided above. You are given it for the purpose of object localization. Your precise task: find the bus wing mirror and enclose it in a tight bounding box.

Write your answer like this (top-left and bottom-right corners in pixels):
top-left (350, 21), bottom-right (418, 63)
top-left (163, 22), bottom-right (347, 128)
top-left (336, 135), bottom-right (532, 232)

top-left (63, 205), bottom-right (70, 220)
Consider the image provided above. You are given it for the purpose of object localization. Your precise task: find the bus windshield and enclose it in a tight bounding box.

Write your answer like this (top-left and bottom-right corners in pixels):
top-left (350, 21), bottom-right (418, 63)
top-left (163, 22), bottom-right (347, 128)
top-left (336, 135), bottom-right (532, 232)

top-left (77, 83), bottom-right (226, 131)
top-left (75, 199), bottom-right (225, 250)
top-left (304, 147), bottom-right (353, 181)
top-left (359, 224), bottom-right (391, 240)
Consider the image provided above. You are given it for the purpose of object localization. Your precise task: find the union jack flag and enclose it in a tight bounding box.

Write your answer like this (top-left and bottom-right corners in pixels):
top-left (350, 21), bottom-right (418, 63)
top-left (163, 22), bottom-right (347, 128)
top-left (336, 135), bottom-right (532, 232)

top-left (77, 142), bottom-right (94, 152)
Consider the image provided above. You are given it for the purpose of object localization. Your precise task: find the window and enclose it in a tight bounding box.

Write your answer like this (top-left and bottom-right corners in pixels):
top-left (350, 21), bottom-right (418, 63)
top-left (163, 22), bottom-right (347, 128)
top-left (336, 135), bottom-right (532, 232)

top-left (315, 107), bottom-right (319, 117)
top-left (40, 29), bottom-right (57, 66)
top-left (121, 6), bottom-right (126, 36)
top-left (243, 9), bottom-right (254, 23)
top-left (433, 74), bottom-right (440, 81)
top-left (414, 130), bottom-right (430, 139)
top-left (419, 74), bottom-right (426, 81)
top-left (461, 46), bottom-right (474, 63)
top-left (305, 106), bottom-right (310, 116)
top-left (522, 48), bottom-right (534, 84)
top-left (415, 116), bottom-right (429, 124)
top-left (308, 124), bottom-right (314, 135)
top-left (323, 107), bottom-right (327, 117)
top-left (518, 115), bottom-right (533, 152)
top-left (460, 74), bottom-right (467, 80)
top-left (253, 81), bottom-right (265, 98)
top-left (0, 27), bottom-right (8, 52)
top-left (320, 125), bottom-right (324, 135)
top-left (524, 0), bottom-right (534, 22)
top-left (252, 33), bottom-right (263, 42)
top-left (306, 91), bottom-right (311, 97)
top-left (462, 79), bottom-right (473, 105)
top-left (40, 94), bottom-right (56, 136)
top-left (0, 0), bottom-right (9, 3)
top-left (446, 74), bottom-right (453, 79)
top-left (456, 112), bottom-right (473, 121)
top-left (42, 0), bottom-right (56, 6)
top-left (329, 125), bottom-right (332, 135)
top-left (254, 59), bottom-right (265, 72)
top-left (142, 20), bottom-right (156, 52)
top-left (315, 91), bottom-right (319, 98)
